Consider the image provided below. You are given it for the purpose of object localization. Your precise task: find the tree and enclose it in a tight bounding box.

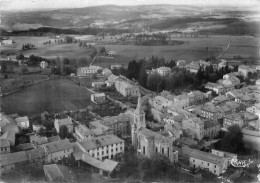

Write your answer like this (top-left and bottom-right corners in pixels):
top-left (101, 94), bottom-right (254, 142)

top-left (99, 46), bottom-right (106, 54)
top-left (138, 62), bottom-right (147, 87)
top-left (59, 125), bottom-right (69, 139)
top-left (20, 67), bottom-right (29, 75)
top-left (147, 72), bottom-right (162, 92)
top-left (221, 125), bottom-right (244, 153)
top-left (1, 62), bottom-right (7, 73)
top-left (16, 53), bottom-right (24, 60)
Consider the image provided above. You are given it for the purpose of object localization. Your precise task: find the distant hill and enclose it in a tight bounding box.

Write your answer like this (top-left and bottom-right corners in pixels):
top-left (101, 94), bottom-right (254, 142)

top-left (1, 4), bottom-right (259, 35)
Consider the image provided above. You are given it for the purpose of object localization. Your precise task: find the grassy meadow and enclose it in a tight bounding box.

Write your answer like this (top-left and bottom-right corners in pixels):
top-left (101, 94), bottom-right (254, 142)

top-left (0, 77), bottom-right (93, 116)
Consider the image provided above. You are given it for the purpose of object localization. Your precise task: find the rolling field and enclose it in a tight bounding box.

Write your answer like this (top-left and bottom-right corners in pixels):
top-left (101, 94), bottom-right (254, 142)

top-left (0, 78), bottom-right (93, 116)
top-left (2, 34), bottom-right (259, 66)
top-left (99, 35), bottom-right (260, 63)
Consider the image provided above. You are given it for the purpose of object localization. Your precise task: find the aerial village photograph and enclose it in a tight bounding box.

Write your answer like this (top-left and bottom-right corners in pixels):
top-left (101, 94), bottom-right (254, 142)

top-left (0, 0), bottom-right (260, 182)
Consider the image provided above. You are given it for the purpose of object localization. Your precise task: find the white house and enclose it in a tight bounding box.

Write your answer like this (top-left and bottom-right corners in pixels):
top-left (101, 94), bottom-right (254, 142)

top-left (40, 61), bottom-right (48, 69)
top-left (189, 149), bottom-right (228, 176)
top-left (54, 117), bottom-right (73, 134)
top-left (15, 116), bottom-right (30, 129)
top-left (91, 93), bottom-right (106, 104)
top-left (157, 66), bottom-right (171, 76)
top-left (76, 134), bottom-right (124, 161)
top-left (77, 65), bottom-right (102, 77)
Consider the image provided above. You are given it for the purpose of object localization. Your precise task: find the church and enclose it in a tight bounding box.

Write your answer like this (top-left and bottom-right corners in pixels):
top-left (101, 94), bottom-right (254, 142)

top-left (131, 95), bottom-right (178, 162)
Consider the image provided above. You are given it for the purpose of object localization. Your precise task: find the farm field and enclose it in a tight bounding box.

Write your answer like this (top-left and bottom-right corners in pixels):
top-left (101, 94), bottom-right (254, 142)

top-left (0, 77), bottom-right (93, 116)
top-left (1, 35), bottom-right (259, 66)
top-left (100, 35), bottom-right (260, 63)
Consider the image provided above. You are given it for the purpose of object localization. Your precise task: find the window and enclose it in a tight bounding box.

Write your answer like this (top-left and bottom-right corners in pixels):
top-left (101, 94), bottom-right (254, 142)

top-left (208, 163), bottom-right (209, 166)
top-left (156, 147), bottom-right (158, 153)
top-left (215, 165), bottom-right (216, 168)
top-left (193, 159), bottom-right (195, 163)
top-left (143, 146), bottom-right (145, 155)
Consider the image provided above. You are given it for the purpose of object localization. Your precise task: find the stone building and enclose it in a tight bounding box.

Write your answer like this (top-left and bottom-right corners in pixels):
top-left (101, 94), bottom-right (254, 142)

top-left (131, 95), bottom-right (178, 162)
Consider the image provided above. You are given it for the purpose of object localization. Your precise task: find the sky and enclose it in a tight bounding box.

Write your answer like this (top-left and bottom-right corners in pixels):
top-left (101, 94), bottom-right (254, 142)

top-left (2, 0), bottom-right (260, 11)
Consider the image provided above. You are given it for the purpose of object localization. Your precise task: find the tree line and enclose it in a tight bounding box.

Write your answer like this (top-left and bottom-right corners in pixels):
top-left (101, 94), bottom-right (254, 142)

top-left (125, 56), bottom-right (241, 93)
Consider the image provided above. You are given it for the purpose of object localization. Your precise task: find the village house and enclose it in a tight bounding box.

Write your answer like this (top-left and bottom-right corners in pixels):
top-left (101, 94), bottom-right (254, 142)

top-left (173, 94), bottom-right (190, 109)
top-left (132, 96), bottom-right (178, 163)
top-left (92, 81), bottom-right (106, 88)
top-left (76, 134), bottom-right (124, 160)
top-left (54, 117), bottom-right (73, 135)
top-left (77, 65), bottom-right (102, 77)
top-left (114, 75), bottom-right (139, 97)
top-left (107, 51), bottom-right (117, 57)
top-left (102, 68), bottom-right (112, 76)
top-left (0, 40), bottom-right (13, 45)
top-left (0, 138), bottom-right (10, 155)
top-left (212, 95), bottom-right (229, 104)
top-left (26, 146), bottom-right (46, 163)
top-left (32, 124), bottom-right (46, 133)
top-left (15, 116), bottom-right (30, 129)
top-left (149, 95), bottom-right (172, 112)
top-left (110, 64), bottom-right (122, 70)
top-left (185, 61), bottom-right (200, 73)
top-left (211, 149), bottom-right (237, 166)
top-left (42, 139), bottom-right (73, 163)
top-left (0, 151), bottom-right (28, 175)
top-left (176, 60), bottom-right (186, 67)
top-left (182, 117), bottom-right (204, 140)
top-left (223, 112), bottom-right (258, 129)
top-left (107, 73), bottom-right (119, 83)
top-left (189, 149), bottom-right (228, 176)
top-left (187, 90), bottom-right (206, 105)
top-left (203, 120), bottom-right (221, 139)
top-left (156, 66), bottom-right (171, 76)
top-left (200, 103), bottom-right (223, 122)
top-left (247, 103), bottom-right (260, 118)
top-left (205, 82), bottom-right (224, 95)
top-left (91, 93), bottom-right (106, 104)
top-left (74, 124), bottom-right (95, 142)
top-left (89, 114), bottom-right (131, 137)
top-left (218, 75), bottom-right (240, 87)
top-left (40, 61), bottom-right (48, 69)
top-left (238, 65), bottom-right (256, 78)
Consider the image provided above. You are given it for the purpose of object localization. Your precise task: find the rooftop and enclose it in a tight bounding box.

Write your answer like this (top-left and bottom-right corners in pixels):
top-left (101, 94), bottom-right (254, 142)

top-left (191, 149), bottom-right (227, 168)
top-left (205, 82), bottom-right (224, 89)
top-left (75, 124), bottom-right (94, 136)
top-left (15, 116), bottom-right (29, 123)
top-left (138, 128), bottom-right (172, 144)
top-left (43, 139), bottom-right (72, 154)
top-left (0, 151), bottom-right (28, 166)
top-left (78, 134), bottom-right (124, 151)
top-left (55, 117), bottom-right (73, 126)
top-left (0, 138), bottom-right (10, 148)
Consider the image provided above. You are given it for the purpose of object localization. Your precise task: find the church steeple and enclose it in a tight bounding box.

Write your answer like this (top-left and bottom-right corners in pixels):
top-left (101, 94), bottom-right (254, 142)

top-left (134, 94), bottom-right (145, 115)
top-left (134, 93), bottom-right (146, 129)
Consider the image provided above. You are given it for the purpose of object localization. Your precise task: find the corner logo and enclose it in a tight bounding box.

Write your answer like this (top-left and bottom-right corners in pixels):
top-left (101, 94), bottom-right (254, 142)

top-left (230, 157), bottom-right (253, 168)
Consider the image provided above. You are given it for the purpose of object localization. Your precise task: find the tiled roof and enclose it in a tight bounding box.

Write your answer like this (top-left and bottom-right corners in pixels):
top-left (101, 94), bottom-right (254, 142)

top-left (78, 135), bottom-right (124, 151)
top-left (205, 82), bottom-right (223, 89)
top-left (0, 151), bottom-right (28, 166)
top-left (47, 136), bottom-right (60, 143)
top-left (26, 146), bottom-right (46, 160)
top-left (55, 118), bottom-right (73, 126)
top-left (75, 124), bottom-right (94, 136)
top-left (0, 138), bottom-right (10, 148)
top-left (204, 120), bottom-right (220, 129)
top-left (190, 149), bottom-right (227, 168)
top-left (101, 159), bottom-right (119, 172)
top-left (137, 128), bottom-right (172, 144)
top-left (15, 116), bottom-right (29, 123)
top-left (18, 143), bottom-right (34, 150)
top-left (43, 139), bottom-right (72, 154)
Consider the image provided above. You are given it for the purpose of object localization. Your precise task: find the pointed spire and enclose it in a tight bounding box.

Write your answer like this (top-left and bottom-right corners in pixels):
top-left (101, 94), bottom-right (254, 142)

top-left (135, 93), bottom-right (145, 115)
